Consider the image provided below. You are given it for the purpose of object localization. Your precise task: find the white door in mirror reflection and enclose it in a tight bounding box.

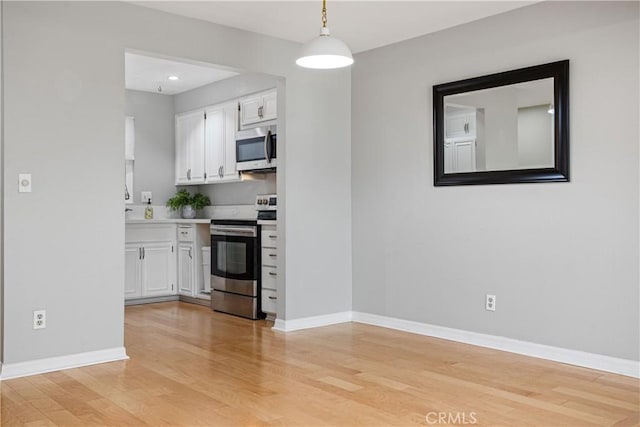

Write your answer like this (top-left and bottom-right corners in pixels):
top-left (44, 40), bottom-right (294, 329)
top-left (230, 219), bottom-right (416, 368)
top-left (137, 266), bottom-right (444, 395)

top-left (444, 138), bottom-right (476, 173)
top-left (445, 106), bottom-right (477, 173)
top-left (443, 77), bottom-right (554, 174)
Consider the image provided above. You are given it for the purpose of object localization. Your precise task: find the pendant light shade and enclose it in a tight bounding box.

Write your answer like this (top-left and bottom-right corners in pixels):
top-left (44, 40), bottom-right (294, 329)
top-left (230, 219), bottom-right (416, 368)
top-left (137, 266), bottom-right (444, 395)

top-left (296, 1), bottom-right (353, 69)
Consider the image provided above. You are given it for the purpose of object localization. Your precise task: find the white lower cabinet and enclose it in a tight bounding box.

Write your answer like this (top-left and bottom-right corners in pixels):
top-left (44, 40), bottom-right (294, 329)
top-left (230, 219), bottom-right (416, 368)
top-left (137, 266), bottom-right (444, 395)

top-left (125, 242), bottom-right (176, 299)
top-left (260, 224), bottom-right (278, 316)
top-left (142, 243), bottom-right (176, 296)
top-left (176, 224), bottom-right (211, 300)
top-left (178, 243), bottom-right (195, 295)
top-left (124, 222), bottom-right (212, 303)
top-left (125, 244), bottom-right (143, 299)
top-left (125, 224), bottom-right (177, 301)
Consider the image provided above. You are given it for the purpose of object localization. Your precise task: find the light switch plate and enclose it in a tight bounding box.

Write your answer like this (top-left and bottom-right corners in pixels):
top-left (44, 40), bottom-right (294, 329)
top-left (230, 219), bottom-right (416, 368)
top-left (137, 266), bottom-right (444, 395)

top-left (19, 173), bottom-right (32, 193)
top-left (141, 191), bottom-right (152, 203)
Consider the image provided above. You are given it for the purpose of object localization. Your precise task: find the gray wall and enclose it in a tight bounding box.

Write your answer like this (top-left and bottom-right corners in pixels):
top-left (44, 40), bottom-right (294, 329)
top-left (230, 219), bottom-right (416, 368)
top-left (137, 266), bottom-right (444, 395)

top-left (3, 1), bottom-right (351, 364)
top-left (198, 174), bottom-right (276, 206)
top-left (174, 73), bottom-right (279, 205)
top-left (351, 1), bottom-right (639, 361)
top-left (517, 105), bottom-right (553, 168)
top-left (125, 90), bottom-right (175, 205)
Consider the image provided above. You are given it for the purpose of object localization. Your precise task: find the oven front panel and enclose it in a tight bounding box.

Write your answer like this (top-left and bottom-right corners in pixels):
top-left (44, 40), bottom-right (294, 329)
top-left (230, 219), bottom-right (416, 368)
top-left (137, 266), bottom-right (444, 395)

top-left (211, 275), bottom-right (257, 297)
top-left (211, 233), bottom-right (258, 282)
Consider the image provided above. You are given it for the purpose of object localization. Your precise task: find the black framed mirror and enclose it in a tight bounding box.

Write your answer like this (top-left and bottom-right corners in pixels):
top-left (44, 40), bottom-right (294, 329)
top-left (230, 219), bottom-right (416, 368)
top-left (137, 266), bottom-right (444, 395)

top-left (433, 60), bottom-right (569, 186)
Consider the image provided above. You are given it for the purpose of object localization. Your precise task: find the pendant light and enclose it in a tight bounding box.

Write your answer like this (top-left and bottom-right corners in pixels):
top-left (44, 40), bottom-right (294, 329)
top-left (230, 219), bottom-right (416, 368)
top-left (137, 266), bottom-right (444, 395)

top-left (296, 0), bottom-right (353, 69)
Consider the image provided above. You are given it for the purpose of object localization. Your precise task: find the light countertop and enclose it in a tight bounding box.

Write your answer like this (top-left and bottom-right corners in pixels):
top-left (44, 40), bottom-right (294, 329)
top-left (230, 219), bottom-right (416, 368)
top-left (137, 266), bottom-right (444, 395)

top-left (126, 218), bottom-right (212, 225)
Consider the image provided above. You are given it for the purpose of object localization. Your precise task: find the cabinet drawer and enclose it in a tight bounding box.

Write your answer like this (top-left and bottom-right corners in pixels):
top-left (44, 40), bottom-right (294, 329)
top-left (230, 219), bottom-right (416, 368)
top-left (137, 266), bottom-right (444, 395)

top-left (262, 266), bottom-right (277, 290)
top-left (261, 229), bottom-right (278, 248)
top-left (262, 247), bottom-right (277, 267)
top-left (261, 289), bottom-right (277, 314)
top-left (177, 225), bottom-right (194, 242)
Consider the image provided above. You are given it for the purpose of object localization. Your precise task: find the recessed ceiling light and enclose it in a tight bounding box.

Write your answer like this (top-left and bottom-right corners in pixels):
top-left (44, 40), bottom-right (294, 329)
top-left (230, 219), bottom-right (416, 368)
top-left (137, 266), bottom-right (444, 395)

top-left (168, 75), bottom-right (179, 81)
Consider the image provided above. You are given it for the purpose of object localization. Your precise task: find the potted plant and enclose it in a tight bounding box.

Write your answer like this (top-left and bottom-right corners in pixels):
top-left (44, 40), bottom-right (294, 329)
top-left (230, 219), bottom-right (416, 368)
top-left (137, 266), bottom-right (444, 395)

top-left (166, 189), bottom-right (211, 219)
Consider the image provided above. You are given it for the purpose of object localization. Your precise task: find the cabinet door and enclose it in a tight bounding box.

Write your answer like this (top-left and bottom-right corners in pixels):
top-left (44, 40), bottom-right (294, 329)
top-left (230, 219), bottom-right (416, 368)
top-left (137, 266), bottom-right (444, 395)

top-left (465, 112), bottom-right (476, 136)
top-left (175, 110), bottom-right (205, 185)
top-left (178, 243), bottom-right (194, 296)
top-left (204, 107), bottom-right (224, 183)
top-left (446, 115), bottom-right (468, 138)
top-left (221, 102), bottom-right (240, 182)
top-left (124, 244), bottom-right (142, 299)
top-left (239, 96), bottom-right (261, 127)
top-left (452, 139), bottom-right (476, 173)
top-left (260, 91), bottom-right (277, 122)
top-left (141, 242), bottom-right (175, 297)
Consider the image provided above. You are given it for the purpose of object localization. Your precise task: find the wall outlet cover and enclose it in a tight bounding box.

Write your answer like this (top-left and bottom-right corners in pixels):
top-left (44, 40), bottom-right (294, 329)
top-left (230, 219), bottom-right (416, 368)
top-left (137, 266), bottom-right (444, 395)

top-left (486, 294), bottom-right (496, 312)
top-left (33, 310), bottom-right (46, 329)
top-left (141, 191), bottom-right (152, 203)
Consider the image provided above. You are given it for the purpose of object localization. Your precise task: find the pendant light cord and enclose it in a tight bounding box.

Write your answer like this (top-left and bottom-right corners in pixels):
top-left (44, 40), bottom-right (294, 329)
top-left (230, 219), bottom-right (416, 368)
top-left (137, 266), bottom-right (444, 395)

top-left (322, 0), bottom-right (327, 28)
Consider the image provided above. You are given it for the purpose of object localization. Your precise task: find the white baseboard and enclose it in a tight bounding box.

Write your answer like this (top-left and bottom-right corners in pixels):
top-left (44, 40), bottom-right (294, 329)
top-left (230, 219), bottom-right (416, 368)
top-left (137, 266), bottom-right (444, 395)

top-left (272, 311), bottom-right (352, 332)
top-left (0, 347), bottom-right (129, 380)
top-left (351, 312), bottom-right (640, 379)
top-left (270, 310), bottom-right (638, 378)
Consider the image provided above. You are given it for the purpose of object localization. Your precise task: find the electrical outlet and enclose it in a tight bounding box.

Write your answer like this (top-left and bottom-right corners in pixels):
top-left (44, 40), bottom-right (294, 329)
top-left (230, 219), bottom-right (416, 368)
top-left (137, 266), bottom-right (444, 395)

top-left (141, 191), bottom-right (152, 203)
top-left (486, 294), bottom-right (496, 311)
top-left (33, 310), bottom-right (46, 329)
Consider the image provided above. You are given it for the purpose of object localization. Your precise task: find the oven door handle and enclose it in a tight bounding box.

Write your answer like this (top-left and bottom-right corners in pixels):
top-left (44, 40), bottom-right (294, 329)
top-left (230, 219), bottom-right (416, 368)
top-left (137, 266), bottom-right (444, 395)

top-left (264, 130), bottom-right (272, 163)
top-left (210, 226), bottom-right (257, 236)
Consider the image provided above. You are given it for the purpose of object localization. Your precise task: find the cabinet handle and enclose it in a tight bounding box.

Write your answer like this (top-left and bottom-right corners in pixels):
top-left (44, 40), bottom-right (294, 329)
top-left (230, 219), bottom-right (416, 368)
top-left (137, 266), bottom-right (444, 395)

top-left (269, 235), bottom-right (277, 239)
top-left (268, 254), bottom-right (276, 257)
top-left (189, 248), bottom-right (192, 259)
top-left (220, 165), bottom-right (224, 178)
top-left (142, 247), bottom-right (145, 260)
top-left (258, 105), bottom-right (263, 118)
top-left (269, 271), bottom-right (277, 276)
top-left (139, 247), bottom-right (142, 260)
top-left (268, 296), bottom-right (277, 300)
top-left (187, 169), bottom-right (191, 180)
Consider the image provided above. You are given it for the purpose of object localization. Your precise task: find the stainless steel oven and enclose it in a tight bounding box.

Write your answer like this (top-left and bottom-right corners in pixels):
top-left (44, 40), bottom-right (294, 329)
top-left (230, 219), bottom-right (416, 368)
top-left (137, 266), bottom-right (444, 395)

top-left (210, 220), bottom-right (264, 319)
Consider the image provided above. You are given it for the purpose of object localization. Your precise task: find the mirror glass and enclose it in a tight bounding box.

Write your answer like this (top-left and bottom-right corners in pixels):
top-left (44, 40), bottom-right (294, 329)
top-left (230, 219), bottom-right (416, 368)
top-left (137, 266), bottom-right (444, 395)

top-left (444, 78), bottom-right (554, 174)
top-left (433, 60), bottom-right (569, 186)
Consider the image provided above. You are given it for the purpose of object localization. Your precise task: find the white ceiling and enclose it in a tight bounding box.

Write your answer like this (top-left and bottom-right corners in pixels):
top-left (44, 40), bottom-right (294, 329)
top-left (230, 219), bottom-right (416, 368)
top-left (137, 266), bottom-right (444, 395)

top-left (125, 52), bottom-right (239, 95)
top-left (132, 1), bottom-right (537, 54)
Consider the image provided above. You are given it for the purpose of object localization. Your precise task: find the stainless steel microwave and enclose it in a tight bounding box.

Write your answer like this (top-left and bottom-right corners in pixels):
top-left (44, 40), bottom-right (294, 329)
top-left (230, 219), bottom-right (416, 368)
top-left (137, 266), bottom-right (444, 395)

top-left (236, 125), bottom-right (276, 172)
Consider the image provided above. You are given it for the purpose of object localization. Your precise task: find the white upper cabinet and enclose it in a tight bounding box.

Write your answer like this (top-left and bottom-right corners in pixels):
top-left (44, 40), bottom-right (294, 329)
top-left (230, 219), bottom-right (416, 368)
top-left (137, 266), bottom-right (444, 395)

top-left (176, 90), bottom-right (276, 185)
top-left (446, 111), bottom-right (476, 138)
top-left (260, 90), bottom-right (277, 122)
top-left (204, 102), bottom-right (240, 183)
top-left (239, 89), bottom-right (277, 128)
top-left (175, 110), bottom-right (206, 185)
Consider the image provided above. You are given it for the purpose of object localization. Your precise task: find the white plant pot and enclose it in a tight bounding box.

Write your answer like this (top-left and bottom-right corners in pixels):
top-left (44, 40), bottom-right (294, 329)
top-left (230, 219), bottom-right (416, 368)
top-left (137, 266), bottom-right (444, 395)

top-left (182, 205), bottom-right (196, 219)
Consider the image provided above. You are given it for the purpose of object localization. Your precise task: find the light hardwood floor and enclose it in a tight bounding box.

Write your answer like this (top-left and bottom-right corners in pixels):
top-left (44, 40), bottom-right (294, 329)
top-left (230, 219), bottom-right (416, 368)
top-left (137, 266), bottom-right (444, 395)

top-left (1, 302), bottom-right (638, 426)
